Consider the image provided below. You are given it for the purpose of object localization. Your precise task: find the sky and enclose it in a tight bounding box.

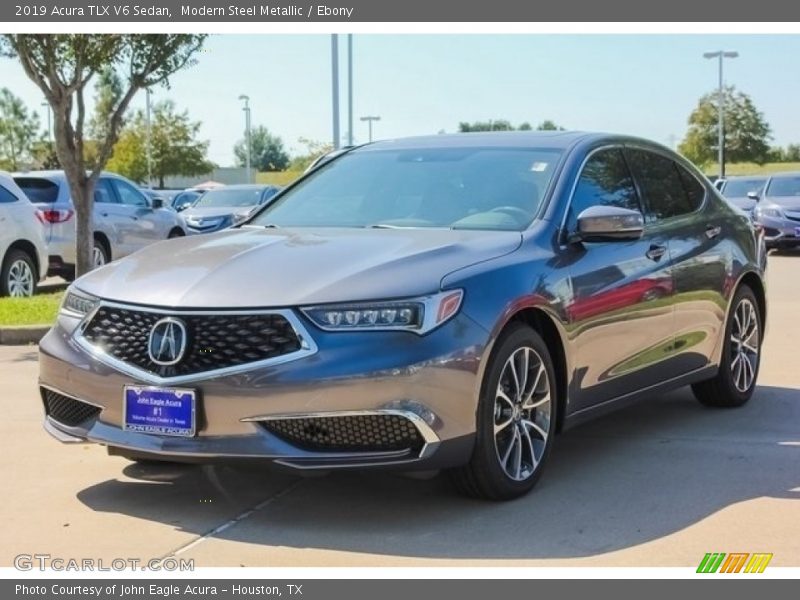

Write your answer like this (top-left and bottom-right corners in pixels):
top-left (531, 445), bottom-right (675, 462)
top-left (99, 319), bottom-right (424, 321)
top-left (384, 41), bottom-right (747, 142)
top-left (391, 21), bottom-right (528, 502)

top-left (2, 34), bottom-right (800, 166)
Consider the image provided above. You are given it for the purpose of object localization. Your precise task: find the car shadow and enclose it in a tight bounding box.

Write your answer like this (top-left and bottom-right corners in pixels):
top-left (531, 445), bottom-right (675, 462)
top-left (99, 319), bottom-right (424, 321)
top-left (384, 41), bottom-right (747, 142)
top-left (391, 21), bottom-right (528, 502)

top-left (76, 385), bottom-right (800, 561)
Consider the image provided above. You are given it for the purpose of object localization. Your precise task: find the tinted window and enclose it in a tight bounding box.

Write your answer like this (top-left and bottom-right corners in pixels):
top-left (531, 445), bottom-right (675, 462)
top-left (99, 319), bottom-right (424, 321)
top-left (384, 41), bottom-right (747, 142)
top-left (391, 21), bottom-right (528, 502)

top-left (677, 165), bottom-right (706, 212)
top-left (194, 187), bottom-right (266, 208)
top-left (13, 177), bottom-right (59, 203)
top-left (252, 147), bottom-right (563, 231)
top-left (0, 185), bottom-right (18, 204)
top-left (112, 179), bottom-right (148, 207)
top-left (627, 149), bottom-right (694, 220)
top-left (567, 148), bottom-right (640, 231)
top-left (766, 176), bottom-right (800, 197)
top-left (722, 178), bottom-right (766, 198)
top-left (94, 179), bottom-right (116, 204)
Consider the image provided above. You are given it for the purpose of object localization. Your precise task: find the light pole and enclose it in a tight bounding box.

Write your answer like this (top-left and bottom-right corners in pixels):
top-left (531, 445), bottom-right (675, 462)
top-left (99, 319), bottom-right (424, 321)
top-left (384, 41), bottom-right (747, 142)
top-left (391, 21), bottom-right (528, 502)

top-left (145, 88), bottom-right (153, 189)
top-left (331, 34), bottom-right (341, 149)
top-left (360, 115), bottom-right (381, 143)
top-left (703, 50), bottom-right (738, 179)
top-left (238, 94), bottom-right (251, 183)
top-left (347, 34), bottom-right (354, 146)
top-left (40, 101), bottom-right (51, 142)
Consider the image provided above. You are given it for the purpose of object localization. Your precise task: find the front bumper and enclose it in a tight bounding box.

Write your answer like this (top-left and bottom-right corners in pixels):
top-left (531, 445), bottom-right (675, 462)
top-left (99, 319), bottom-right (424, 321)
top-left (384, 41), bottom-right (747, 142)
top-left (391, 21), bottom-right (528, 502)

top-left (754, 214), bottom-right (800, 247)
top-left (38, 309), bottom-right (486, 471)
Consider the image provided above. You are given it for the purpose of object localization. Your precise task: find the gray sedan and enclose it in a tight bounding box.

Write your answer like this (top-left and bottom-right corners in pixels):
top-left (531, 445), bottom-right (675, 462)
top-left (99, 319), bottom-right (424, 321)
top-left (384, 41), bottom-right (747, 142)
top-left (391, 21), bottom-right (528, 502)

top-left (39, 132), bottom-right (766, 500)
top-left (14, 171), bottom-right (188, 279)
top-left (181, 184), bottom-right (281, 233)
top-left (751, 172), bottom-right (800, 249)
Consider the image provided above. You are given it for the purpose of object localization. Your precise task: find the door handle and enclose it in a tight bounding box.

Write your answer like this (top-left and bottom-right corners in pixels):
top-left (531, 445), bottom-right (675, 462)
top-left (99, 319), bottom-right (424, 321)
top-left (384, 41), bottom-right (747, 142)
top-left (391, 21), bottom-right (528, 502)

top-left (101, 212), bottom-right (108, 217)
top-left (705, 225), bottom-right (721, 239)
top-left (646, 244), bottom-right (667, 261)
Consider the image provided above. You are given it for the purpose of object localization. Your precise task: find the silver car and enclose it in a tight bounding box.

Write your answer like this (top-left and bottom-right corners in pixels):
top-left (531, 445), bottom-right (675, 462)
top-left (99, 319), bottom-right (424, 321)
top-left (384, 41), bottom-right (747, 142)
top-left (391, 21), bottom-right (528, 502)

top-left (13, 171), bottom-right (189, 280)
top-left (181, 184), bottom-right (281, 234)
top-left (751, 172), bottom-right (800, 249)
top-left (0, 172), bottom-right (47, 296)
top-left (717, 175), bottom-right (767, 215)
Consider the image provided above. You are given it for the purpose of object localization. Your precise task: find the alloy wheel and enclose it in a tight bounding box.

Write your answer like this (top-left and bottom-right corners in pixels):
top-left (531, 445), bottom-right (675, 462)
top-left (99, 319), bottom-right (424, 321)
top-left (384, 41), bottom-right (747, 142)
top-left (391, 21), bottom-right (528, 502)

top-left (7, 259), bottom-right (34, 297)
top-left (729, 297), bottom-right (760, 393)
top-left (92, 245), bottom-right (107, 268)
top-left (493, 346), bottom-right (552, 481)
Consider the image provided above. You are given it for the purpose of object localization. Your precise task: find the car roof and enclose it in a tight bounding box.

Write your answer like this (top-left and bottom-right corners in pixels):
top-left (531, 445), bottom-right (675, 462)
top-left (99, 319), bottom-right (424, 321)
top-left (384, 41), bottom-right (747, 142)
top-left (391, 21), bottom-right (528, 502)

top-left (205, 184), bottom-right (275, 190)
top-left (360, 131), bottom-right (594, 152)
top-left (766, 171), bottom-right (800, 179)
top-left (724, 175), bottom-right (768, 180)
top-left (11, 170), bottom-right (120, 181)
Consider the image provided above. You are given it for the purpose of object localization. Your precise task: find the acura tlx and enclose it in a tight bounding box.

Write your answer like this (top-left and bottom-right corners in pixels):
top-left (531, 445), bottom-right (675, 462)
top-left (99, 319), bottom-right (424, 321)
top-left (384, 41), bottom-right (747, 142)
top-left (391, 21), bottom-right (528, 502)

top-left (39, 131), bottom-right (766, 500)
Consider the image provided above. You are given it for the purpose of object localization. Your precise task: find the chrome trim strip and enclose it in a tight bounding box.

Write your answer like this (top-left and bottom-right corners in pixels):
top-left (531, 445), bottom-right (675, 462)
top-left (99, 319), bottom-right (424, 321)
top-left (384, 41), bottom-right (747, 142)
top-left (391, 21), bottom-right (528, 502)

top-left (72, 301), bottom-right (319, 385)
top-left (242, 409), bottom-right (441, 460)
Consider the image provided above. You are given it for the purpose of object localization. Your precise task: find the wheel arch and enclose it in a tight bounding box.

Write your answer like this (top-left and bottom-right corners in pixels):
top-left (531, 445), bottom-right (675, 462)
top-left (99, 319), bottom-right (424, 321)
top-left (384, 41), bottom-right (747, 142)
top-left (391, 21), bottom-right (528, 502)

top-left (5, 239), bottom-right (41, 280)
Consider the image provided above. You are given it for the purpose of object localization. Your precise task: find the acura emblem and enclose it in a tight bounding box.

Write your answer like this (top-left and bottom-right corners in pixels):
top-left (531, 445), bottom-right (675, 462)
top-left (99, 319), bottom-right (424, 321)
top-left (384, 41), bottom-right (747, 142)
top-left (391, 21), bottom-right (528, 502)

top-left (148, 318), bottom-right (188, 366)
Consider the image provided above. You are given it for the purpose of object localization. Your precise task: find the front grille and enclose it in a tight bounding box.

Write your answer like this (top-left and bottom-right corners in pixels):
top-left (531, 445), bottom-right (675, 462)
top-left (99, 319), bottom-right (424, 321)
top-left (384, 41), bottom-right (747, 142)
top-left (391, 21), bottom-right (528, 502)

top-left (81, 306), bottom-right (302, 378)
top-left (42, 388), bottom-right (101, 427)
top-left (261, 414), bottom-right (425, 453)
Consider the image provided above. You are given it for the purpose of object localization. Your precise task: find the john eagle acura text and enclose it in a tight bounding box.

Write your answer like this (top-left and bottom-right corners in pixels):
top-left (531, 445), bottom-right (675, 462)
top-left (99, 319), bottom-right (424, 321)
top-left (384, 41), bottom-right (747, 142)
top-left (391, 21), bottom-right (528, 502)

top-left (39, 132), bottom-right (767, 500)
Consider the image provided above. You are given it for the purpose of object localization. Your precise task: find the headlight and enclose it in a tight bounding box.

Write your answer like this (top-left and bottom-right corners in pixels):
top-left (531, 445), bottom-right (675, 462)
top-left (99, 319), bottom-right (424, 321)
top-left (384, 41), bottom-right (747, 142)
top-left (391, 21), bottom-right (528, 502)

top-left (60, 288), bottom-right (98, 318)
top-left (754, 205), bottom-right (784, 219)
top-left (302, 290), bottom-right (463, 335)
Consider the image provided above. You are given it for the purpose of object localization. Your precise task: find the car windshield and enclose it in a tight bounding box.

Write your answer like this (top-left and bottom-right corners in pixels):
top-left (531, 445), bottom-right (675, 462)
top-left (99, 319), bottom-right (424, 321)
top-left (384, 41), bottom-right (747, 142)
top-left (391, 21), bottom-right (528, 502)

top-left (723, 178), bottom-right (766, 198)
top-left (251, 146), bottom-right (563, 230)
top-left (193, 188), bottom-right (263, 208)
top-left (766, 176), bottom-right (800, 197)
top-left (13, 177), bottom-right (59, 203)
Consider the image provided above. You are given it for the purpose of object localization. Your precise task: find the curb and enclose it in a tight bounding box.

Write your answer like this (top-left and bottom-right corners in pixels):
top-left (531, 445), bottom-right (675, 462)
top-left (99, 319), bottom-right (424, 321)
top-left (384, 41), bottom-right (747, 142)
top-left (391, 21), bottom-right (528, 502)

top-left (0, 325), bottom-right (50, 345)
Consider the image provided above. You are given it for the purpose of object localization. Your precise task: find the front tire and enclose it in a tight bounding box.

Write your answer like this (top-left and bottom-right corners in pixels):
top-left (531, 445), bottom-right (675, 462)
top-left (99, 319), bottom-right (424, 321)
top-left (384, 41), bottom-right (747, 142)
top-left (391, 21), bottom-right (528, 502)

top-left (449, 324), bottom-right (557, 500)
top-left (692, 285), bottom-right (762, 407)
top-left (92, 239), bottom-right (109, 269)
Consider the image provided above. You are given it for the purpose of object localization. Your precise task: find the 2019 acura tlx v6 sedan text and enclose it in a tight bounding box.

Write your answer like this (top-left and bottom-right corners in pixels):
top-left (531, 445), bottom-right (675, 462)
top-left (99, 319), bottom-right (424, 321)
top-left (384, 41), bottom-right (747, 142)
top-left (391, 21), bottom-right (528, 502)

top-left (39, 132), bottom-right (767, 500)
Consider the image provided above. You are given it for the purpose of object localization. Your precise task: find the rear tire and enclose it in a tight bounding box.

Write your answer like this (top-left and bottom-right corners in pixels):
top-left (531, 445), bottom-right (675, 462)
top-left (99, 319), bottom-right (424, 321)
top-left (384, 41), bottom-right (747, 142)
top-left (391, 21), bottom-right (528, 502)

top-left (1, 249), bottom-right (37, 297)
top-left (692, 285), bottom-right (762, 408)
top-left (449, 323), bottom-right (557, 500)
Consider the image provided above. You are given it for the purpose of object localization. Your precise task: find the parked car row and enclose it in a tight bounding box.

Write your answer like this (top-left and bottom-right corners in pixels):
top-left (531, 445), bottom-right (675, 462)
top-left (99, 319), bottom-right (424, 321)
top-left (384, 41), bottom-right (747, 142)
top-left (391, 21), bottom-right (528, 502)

top-left (0, 172), bottom-right (47, 297)
top-left (718, 172), bottom-right (800, 250)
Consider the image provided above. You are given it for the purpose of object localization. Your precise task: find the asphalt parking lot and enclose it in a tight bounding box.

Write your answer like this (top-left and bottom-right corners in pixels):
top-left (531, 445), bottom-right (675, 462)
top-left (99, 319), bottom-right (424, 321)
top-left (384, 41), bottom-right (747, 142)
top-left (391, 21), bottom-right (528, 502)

top-left (2, 255), bottom-right (799, 568)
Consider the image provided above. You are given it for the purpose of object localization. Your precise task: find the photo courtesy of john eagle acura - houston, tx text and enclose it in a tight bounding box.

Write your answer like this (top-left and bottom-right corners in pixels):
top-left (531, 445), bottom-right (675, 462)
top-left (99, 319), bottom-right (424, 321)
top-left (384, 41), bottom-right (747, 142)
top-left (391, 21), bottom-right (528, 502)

top-left (38, 131), bottom-right (767, 500)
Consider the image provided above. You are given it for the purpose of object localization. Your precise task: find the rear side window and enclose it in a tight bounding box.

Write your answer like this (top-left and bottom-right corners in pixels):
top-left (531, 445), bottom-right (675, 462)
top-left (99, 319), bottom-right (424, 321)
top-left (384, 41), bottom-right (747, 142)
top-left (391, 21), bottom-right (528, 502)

top-left (677, 166), bottom-right (706, 211)
top-left (13, 177), bottom-right (59, 204)
top-left (626, 149), bottom-right (696, 220)
top-left (0, 185), bottom-right (18, 203)
top-left (567, 148), bottom-right (641, 231)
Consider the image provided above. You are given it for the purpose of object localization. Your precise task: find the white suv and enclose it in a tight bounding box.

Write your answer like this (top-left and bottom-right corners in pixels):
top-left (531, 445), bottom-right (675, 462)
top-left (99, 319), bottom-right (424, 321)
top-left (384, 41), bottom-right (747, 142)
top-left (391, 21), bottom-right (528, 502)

top-left (0, 172), bottom-right (47, 297)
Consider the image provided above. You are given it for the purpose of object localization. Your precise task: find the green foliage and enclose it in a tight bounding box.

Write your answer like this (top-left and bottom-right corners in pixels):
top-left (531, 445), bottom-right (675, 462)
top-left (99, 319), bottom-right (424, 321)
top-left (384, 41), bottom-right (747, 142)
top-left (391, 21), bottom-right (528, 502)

top-left (0, 292), bottom-right (63, 326)
top-left (536, 120), bottom-right (565, 131)
top-left (234, 125), bottom-right (289, 172)
top-left (458, 119), bottom-right (564, 133)
top-left (287, 137), bottom-right (333, 172)
top-left (679, 86), bottom-right (772, 167)
top-left (0, 87), bottom-right (41, 170)
top-left (88, 67), bottom-right (124, 143)
top-left (107, 100), bottom-right (212, 187)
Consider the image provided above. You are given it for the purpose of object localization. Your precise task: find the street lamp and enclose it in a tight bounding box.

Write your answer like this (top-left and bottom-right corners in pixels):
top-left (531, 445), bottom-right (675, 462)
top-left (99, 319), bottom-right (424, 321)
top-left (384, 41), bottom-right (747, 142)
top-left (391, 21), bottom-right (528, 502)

top-left (360, 115), bottom-right (381, 143)
top-left (331, 34), bottom-right (340, 150)
top-left (238, 94), bottom-right (251, 183)
top-left (703, 50), bottom-right (738, 179)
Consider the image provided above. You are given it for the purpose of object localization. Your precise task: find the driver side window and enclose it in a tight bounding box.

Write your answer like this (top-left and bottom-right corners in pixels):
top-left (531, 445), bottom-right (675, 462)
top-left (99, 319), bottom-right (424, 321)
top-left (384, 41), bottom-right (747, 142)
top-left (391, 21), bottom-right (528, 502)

top-left (112, 179), bottom-right (148, 207)
top-left (566, 148), bottom-right (642, 233)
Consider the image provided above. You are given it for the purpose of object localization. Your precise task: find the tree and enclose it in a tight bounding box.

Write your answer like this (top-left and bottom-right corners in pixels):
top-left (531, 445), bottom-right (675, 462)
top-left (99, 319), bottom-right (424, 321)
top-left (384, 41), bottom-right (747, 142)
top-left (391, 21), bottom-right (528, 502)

top-left (536, 120), bottom-right (565, 131)
top-left (679, 86), bottom-right (772, 167)
top-left (288, 137), bottom-right (333, 172)
top-left (234, 125), bottom-right (289, 172)
top-left (459, 119), bottom-right (515, 132)
top-left (1, 34), bottom-right (205, 277)
top-left (0, 88), bottom-right (41, 170)
top-left (107, 100), bottom-right (212, 187)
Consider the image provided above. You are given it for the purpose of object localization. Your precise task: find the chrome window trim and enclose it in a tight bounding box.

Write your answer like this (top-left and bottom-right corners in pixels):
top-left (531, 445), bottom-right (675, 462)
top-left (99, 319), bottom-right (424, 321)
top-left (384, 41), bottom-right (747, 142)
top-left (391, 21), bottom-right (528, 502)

top-left (241, 409), bottom-right (441, 460)
top-left (73, 301), bottom-right (319, 386)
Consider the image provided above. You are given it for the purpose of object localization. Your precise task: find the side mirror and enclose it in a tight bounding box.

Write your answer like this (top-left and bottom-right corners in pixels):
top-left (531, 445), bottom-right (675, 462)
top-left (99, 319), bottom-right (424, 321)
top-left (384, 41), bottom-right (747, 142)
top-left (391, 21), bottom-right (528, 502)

top-left (747, 191), bottom-right (760, 201)
top-left (151, 197), bottom-right (164, 209)
top-left (575, 205), bottom-right (644, 242)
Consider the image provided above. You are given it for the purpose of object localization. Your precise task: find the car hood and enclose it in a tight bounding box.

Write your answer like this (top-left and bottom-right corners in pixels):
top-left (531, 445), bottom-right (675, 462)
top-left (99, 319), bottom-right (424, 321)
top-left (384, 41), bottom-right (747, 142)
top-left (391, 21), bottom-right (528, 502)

top-left (76, 227), bottom-right (522, 307)
top-left (764, 196), bottom-right (800, 211)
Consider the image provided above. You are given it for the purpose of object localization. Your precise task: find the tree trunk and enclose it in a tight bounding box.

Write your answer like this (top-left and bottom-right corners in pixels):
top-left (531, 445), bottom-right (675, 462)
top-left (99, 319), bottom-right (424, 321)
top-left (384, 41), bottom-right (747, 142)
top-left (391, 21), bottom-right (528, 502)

top-left (71, 181), bottom-right (96, 278)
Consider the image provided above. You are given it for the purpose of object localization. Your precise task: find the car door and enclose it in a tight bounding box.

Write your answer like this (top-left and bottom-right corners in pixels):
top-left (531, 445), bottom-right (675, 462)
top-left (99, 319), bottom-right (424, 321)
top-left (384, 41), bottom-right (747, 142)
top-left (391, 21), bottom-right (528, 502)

top-left (109, 178), bottom-right (163, 253)
top-left (562, 147), bottom-right (677, 411)
top-left (626, 146), bottom-right (727, 374)
top-left (91, 178), bottom-right (124, 255)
